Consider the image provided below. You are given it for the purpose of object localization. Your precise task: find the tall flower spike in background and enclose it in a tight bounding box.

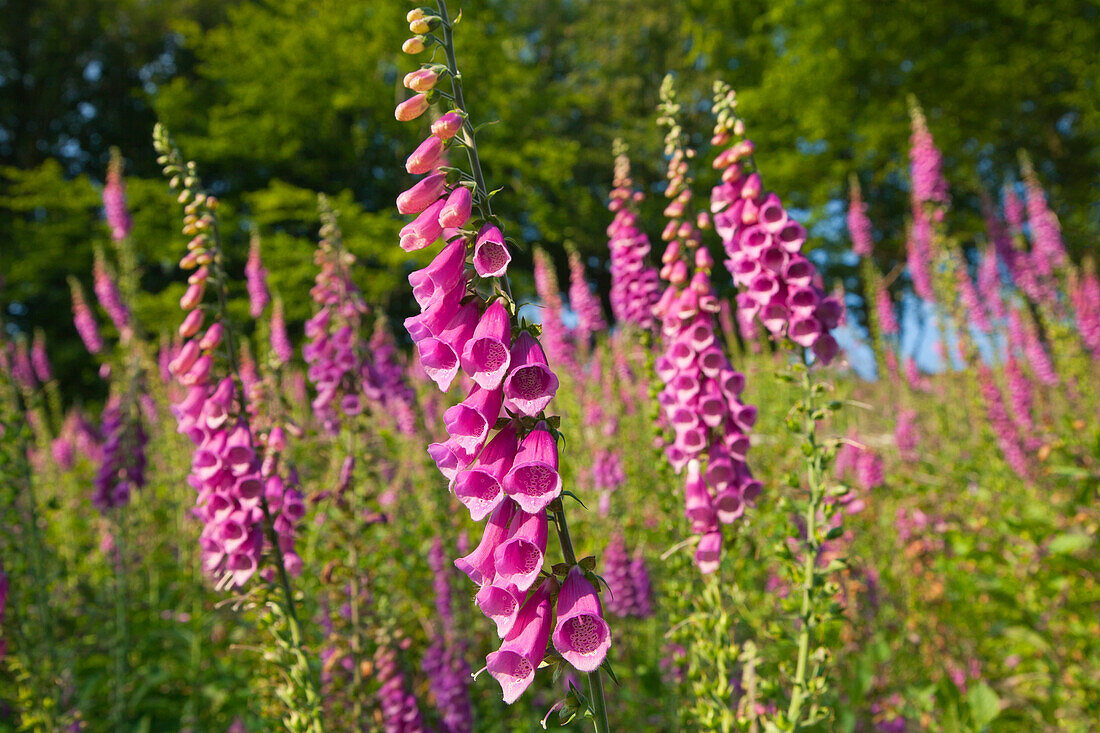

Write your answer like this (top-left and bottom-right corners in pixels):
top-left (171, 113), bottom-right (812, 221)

top-left (711, 82), bottom-right (842, 365)
top-left (653, 74), bottom-right (760, 574)
top-left (397, 5), bottom-right (611, 728)
top-left (568, 247), bottom-right (607, 353)
top-left (533, 247), bottom-right (574, 369)
top-left (154, 124), bottom-right (322, 731)
top-left (907, 101), bottom-right (949, 303)
top-left (710, 79), bottom-right (850, 729)
top-left (103, 148), bottom-right (133, 242)
top-left (607, 140), bottom-right (660, 331)
top-left (69, 276), bottom-right (104, 355)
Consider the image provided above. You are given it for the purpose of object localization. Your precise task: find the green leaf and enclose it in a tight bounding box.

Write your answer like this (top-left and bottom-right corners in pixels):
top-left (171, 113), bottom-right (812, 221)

top-left (966, 682), bottom-right (1001, 729)
top-left (1047, 532), bottom-right (1091, 556)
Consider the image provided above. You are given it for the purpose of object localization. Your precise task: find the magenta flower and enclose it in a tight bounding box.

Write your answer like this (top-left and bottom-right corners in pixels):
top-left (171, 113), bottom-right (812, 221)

top-left (375, 645), bottom-right (427, 732)
top-left (397, 172), bottom-right (447, 215)
top-left (957, 256), bottom-right (991, 334)
top-left (406, 134), bottom-right (444, 175)
top-left (93, 250), bottom-right (132, 337)
top-left (453, 423), bottom-right (517, 520)
top-left (909, 105), bottom-right (949, 208)
top-left (30, 331), bottom-right (52, 384)
top-left (461, 300), bottom-right (512, 390)
top-left (552, 566), bottom-right (611, 672)
top-left (503, 332), bottom-right (559, 417)
top-left (894, 409), bottom-right (919, 462)
top-left (855, 449), bottom-right (884, 490)
top-left (503, 421), bottom-right (563, 513)
top-left (568, 249), bottom-right (607, 346)
top-left (977, 364), bottom-right (1030, 479)
top-left (454, 499), bottom-right (517, 586)
top-left (410, 238), bottom-right (467, 310)
top-left (400, 197), bottom-right (447, 252)
top-left (417, 300), bottom-right (479, 391)
top-left (439, 186), bottom-right (473, 228)
top-left (1023, 167), bottom-right (1067, 278)
top-left (473, 224), bottom-right (511, 278)
top-left (69, 277), bottom-right (104, 355)
top-left (533, 249), bottom-right (574, 368)
top-left (876, 284), bottom-right (900, 336)
top-left (476, 581), bottom-right (523, 639)
top-left (710, 139), bottom-right (842, 362)
top-left (102, 154), bottom-right (133, 241)
top-left (93, 398), bottom-right (148, 512)
top-left (443, 384), bottom-right (503, 455)
top-left (607, 151), bottom-right (660, 329)
top-left (695, 531), bottom-right (722, 575)
top-left (1008, 307), bottom-right (1058, 387)
top-left (486, 579), bottom-right (554, 704)
top-left (269, 297), bottom-right (293, 366)
top-left (397, 18), bottom-right (610, 703)
top-left (493, 508), bottom-right (548, 592)
top-left (1071, 265), bottom-right (1100, 358)
top-left (423, 539), bottom-right (473, 733)
top-left (847, 179), bottom-right (874, 258)
top-left (245, 235), bottom-right (270, 319)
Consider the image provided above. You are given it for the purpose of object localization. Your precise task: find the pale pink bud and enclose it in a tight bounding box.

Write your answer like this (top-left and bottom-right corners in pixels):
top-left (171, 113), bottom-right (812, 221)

top-left (431, 112), bottom-right (464, 140)
top-left (395, 93), bottom-right (430, 122)
top-left (403, 68), bottom-right (439, 92)
top-left (405, 135), bottom-right (445, 174)
top-left (439, 186), bottom-right (473, 228)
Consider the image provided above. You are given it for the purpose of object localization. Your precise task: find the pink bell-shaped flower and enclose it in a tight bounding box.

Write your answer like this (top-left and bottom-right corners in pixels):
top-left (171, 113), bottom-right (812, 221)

top-left (492, 508), bottom-right (548, 592)
top-left (417, 300), bottom-right (479, 391)
top-left (454, 423), bottom-right (518, 520)
top-left (473, 224), bottom-right (511, 278)
top-left (551, 566), bottom-right (611, 672)
top-left (485, 579), bottom-right (554, 704)
top-left (503, 332), bottom-right (559, 417)
top-left (454, 499), bottom-right (517, 586)
top-left (443, 384), bottom-right (503, 455)
top-left (502, 421), bottom-right (562, 513)
top-left (461, 300), bottom-right (513, 390)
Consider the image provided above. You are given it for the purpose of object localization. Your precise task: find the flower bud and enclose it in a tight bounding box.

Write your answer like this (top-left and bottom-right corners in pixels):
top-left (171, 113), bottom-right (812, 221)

top-left (402, 36), bottom-right (426, 54)
top-left (409, 15), bottom-right (440, 34)
top-left (431, 111), bottom-right (463, 140)
top-left (403, 68), bottom-right (439, 92)
top-left (180, 282), bottom-right (204, 311)
top-left (395, 93), bottom-right (430, 122)
top-left (405, 134), bottom-right (444, 174)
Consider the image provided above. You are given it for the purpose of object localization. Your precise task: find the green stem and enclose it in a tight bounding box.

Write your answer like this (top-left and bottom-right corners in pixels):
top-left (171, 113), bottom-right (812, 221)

top-left (786, 369), bottom-right (823, 729)
top-left (345, 427), bottom-right (365, 728)
top-left (111, 510), bottom-right (129, 728)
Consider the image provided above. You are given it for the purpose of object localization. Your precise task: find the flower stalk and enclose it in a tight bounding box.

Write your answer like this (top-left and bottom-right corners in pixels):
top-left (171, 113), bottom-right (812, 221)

top-left (397, 4), bottom-right (612, 727)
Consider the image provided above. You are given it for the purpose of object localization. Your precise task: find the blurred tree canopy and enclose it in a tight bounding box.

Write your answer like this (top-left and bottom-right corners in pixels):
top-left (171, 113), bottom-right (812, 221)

top-left (2, 0), bottom-right (1098, 393)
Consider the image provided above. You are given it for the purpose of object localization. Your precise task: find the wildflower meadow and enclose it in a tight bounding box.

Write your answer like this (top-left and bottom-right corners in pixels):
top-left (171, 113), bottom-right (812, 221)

top-left (2, 2), bottom-right (1099, 731)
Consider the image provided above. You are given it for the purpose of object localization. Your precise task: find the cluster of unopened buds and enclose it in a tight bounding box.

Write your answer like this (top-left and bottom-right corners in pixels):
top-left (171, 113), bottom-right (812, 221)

top-left (710, 85), bottom-right (841, 364)
top-left (398, 8), bottom-right (610, 705)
